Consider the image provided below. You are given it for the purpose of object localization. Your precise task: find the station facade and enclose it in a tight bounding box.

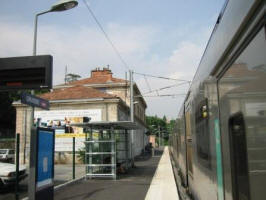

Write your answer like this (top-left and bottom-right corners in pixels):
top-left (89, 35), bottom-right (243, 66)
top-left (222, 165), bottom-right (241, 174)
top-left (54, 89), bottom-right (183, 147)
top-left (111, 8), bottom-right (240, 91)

top-left (14, 68), bottom-right (148, 164)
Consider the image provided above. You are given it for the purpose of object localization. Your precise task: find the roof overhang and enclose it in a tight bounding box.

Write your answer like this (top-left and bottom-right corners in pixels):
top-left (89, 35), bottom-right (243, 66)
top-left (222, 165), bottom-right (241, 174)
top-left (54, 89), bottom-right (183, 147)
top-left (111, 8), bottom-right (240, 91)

top-left (71, 121), bottom-right (140, 130)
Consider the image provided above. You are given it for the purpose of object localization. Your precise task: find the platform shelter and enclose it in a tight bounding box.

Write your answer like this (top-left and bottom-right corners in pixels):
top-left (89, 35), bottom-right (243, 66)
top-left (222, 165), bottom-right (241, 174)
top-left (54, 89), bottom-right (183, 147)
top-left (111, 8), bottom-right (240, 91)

top-left (71, 121), bottom-right (139, 180)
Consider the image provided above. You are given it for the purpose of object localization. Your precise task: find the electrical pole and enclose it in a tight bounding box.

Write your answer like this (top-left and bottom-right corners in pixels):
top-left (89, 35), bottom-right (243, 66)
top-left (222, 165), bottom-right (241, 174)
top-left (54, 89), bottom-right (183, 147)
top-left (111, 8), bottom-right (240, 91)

top-left (129, 70), bottom-right (134, 166)
top-left (65, 65), bottom-right (68, 84)
top-left (130, 70), bottom-right (134, 122)
top-left (158, 125), bottom-right (160, 148)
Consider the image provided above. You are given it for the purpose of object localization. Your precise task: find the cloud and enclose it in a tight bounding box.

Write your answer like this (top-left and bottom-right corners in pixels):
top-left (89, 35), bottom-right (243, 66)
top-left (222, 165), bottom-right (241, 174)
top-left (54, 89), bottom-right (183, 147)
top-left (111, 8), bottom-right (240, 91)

top-left (0, 19), bottom-right (211, 119)
top-left (135, 28), bottom-right (211, 119)
top-left (168, 41), bottom-right (204, 79)
top-left (0, 20), bottom-right (156, 84)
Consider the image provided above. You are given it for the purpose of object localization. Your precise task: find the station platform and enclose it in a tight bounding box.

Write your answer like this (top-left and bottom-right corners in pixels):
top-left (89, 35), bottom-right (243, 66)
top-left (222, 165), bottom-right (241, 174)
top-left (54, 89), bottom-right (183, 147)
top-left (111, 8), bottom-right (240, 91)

top-left (54, 147), bottom-right (179, 200)
top-left (145, 147), bottom-right (179, 200)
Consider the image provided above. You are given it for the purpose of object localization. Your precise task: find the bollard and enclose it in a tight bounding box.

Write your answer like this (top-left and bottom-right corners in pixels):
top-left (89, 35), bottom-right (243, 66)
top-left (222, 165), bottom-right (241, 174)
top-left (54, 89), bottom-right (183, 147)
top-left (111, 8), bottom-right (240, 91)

top-left (152, 147), bottom-right (154, 157)
top-left (73, 137), bottom-right (75, 180)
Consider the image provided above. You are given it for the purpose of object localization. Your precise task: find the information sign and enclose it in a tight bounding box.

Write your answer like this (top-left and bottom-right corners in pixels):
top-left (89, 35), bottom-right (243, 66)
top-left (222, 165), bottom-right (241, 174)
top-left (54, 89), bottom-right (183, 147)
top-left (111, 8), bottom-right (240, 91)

top-left (21, 92), bottom-right (50, 110)
top-left (36, 128), bottom-right (54, 189)
top-left (28, 127), bottom-right (55, 200)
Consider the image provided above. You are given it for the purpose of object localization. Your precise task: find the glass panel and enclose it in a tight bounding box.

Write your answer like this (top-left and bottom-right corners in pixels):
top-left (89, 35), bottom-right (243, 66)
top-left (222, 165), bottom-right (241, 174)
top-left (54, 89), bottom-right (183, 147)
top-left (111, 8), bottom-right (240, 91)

top-left (86, 165), bottom-right (113, 174)
top-left (9, 150), bottom-right (15, 154)
top-left (195, 98), bottom-right (211, 169)
top-left (218, 28), bottom-right (266, 200)
top-left (86, 154), bottom-right (112, 165)
top-left (0, 149), bottom-right (7, 154)
top-left (91, 143), bottom-right (112, 153)
top-left (185, 107), bottom-right (194, 175)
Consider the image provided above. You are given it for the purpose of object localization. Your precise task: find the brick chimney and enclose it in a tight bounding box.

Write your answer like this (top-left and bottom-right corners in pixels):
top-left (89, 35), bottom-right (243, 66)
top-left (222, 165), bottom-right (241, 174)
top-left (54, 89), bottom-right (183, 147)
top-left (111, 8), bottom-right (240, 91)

top-left (91, 67), bottom-right (113, 80)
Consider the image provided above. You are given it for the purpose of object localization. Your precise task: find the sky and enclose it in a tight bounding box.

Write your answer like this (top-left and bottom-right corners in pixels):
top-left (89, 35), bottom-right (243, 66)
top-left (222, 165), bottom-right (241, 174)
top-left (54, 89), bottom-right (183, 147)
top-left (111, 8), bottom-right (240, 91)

top-left (0, 0), bottom-right (225, 119)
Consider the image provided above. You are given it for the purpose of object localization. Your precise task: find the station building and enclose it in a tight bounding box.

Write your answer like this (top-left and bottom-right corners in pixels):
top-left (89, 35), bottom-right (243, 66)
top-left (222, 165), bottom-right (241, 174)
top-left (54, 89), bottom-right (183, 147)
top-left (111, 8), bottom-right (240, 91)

top-left (14, 68), bottom-right (148, 165)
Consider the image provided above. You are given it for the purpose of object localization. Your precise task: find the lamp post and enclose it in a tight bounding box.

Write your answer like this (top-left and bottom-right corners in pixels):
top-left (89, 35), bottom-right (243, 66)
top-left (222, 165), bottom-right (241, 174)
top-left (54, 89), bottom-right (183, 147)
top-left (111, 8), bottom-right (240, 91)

top-left (28, 1), bottom-right (78, 200)
top-left (31, 0), bottom-right (78, 125)
top-left (33, 0), bottom-right (78, 56)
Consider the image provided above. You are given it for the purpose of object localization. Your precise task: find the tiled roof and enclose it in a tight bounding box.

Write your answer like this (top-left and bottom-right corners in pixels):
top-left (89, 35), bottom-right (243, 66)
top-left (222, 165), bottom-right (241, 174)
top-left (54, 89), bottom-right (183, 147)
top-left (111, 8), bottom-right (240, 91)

top-left (224, 63), bottom-right (262, 78)
top-left (39, 85), bottom-right (117, 101)
top-left (229, 77), bottom-right (266, 93)
top-left (68, 76), bottom-right (127, 85)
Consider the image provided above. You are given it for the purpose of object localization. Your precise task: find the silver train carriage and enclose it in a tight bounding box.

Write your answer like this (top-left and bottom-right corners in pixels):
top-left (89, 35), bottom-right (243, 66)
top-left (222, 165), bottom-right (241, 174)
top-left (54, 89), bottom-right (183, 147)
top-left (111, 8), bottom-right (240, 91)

top-left (169, 0), bottom-right (265, 200)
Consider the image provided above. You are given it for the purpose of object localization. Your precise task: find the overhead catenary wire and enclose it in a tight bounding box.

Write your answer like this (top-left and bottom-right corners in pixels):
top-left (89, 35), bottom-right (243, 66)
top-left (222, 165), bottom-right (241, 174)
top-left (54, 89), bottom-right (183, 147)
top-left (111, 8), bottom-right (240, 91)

top-left (134, 71), bottom-right (191, 82)
top-left (82, 0), bottom-right (190, 101)
top-left (82, 0), bottom-right (130, 70)
top-left (135, 94), bottom-right (187, 98)
top-left (142, 82), bottom-right (189, 95)
top-left (144, 75), bottom-right (152, 92)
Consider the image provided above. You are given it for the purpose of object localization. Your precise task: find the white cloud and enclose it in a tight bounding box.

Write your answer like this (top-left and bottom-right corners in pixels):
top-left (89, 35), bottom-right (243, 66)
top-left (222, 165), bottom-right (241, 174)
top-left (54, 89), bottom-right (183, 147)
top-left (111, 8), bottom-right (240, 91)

top-left (168, 41), bottom-right (204, 79)
top-left (0, 21), bottom-right (156, 84)
top-left (0, 20), bottom-right (211, 119)
top-left (135, 30), bottom-right (210, 119)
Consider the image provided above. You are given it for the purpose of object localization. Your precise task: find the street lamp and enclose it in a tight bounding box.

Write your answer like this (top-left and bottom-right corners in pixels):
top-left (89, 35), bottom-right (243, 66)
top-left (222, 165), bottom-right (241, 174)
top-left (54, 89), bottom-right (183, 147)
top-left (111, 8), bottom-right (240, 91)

top-left (31, 0), bottom-right (78, 126)
top-left (33, 0), bottom-right (78, 55)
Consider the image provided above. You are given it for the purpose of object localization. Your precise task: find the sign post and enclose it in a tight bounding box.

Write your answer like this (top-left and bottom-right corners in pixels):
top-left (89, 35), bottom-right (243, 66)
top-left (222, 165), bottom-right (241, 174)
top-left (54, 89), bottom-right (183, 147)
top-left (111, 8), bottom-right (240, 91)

top-left (29, 127), bottom-right (55, 200)
top-left (21, 92), bottom-right (50, 110)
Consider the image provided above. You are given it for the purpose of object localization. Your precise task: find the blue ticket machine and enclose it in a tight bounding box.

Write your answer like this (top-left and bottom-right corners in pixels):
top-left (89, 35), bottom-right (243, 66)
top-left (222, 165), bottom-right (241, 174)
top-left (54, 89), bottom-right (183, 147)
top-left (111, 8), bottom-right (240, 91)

top-left (29, 127), bottom-right (55, 200)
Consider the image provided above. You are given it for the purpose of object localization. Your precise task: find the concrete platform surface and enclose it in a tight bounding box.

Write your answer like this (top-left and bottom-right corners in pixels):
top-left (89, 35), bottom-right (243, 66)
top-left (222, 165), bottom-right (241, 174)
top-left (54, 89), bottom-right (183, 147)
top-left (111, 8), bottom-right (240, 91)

top-left (145, 147), bottom-right (179, 200)
top-left (54, 149), bottom-right (164, 200)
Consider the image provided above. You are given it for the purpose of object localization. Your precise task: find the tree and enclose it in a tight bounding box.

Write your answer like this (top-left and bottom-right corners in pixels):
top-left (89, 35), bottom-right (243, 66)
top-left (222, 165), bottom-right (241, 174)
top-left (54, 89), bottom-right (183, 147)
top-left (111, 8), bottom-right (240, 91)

top-left (146, 115), bottom-right (167, 136)
top-left (0, 89), bottom-right (49, 138)
top-left (146, 115), bottom-right (177, 145)
top-left (0, 91), bottom-right (20, 138)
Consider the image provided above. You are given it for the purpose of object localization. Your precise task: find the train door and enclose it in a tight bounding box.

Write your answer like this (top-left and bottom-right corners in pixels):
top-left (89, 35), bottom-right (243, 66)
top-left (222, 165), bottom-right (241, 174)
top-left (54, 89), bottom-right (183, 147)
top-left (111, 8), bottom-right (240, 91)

top-left (229, 113), bottom-right (250, 200)
top-left (185, 101), bottom-right (193, 181)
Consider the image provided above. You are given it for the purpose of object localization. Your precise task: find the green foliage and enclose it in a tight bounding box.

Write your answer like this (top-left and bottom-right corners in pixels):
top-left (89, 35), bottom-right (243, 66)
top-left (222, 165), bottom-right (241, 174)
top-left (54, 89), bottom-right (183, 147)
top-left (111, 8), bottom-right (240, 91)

top-left (0, 89), bottom-right (51, 138)
top-left (146, 115), bottom-right (177, 145)
top-left (0, 92), bottom-right (19, 136)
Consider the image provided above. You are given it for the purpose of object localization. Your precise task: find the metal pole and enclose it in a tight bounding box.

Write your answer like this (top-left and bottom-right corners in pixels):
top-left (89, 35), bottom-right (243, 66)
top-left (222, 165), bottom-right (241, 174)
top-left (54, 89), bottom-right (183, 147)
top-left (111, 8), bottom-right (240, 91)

top-left (88, 127), bottom-right (92, 178)
top-left (130, 70), bottom-right (134, 122)
top-left (129, 70), bottom-right (134, 165)
top-left (33, 11), bottom-right (50, 56)
top-left (73, 137), bottom-right (75, 179)
top-left (15, 133), bottom-right (20, 200)
top-left (111, 127), bottom-right (116, 180)
top-left (158, 125), bottom-right (160, 148)
top-left (23, 108), bottom-right (27, 164)
top-left (31, 11), bottom-right (50, 127)
top-left (33, 14), bottom-right (38, 56)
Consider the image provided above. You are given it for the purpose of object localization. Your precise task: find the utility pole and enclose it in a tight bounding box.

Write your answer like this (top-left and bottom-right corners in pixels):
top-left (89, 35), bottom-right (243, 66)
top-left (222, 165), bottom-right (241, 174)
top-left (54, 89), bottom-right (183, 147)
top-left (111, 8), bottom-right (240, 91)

top-left (129, 70), bottom-right (134, 166)
top-left (65, 65), bottom-right (68, 84)
top-left (158, 125), bottom-right (161, 148)
top-left (130, 70), bottom-right (134, 122)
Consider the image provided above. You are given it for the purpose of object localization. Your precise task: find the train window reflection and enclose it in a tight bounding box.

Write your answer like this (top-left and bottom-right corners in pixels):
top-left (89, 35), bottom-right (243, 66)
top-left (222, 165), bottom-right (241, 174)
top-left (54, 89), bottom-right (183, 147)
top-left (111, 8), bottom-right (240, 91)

top-left (219, 28), bottom-right (266, 200)
top-left (229, 112), bottom-right (250, 200)
top-left (195, 98), bottom-right (211, 169)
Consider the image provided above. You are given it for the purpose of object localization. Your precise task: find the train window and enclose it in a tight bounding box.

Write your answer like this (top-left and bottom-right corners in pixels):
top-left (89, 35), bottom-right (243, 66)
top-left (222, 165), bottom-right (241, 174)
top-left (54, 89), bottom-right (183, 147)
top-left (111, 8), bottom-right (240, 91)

top-left (218, 28), bottom-right (266, 200)
top-left (185, 107), bottom-right (193, 176)
top-left (229, 113), bottom-right (250, 200)
top-left (195, 98), bottom-right (211, 169)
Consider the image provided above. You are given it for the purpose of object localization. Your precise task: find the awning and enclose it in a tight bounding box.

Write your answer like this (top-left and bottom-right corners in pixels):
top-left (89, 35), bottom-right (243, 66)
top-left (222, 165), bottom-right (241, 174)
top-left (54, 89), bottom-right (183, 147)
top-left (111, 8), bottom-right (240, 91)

top-left (70, 121), bottom-right (139, 130)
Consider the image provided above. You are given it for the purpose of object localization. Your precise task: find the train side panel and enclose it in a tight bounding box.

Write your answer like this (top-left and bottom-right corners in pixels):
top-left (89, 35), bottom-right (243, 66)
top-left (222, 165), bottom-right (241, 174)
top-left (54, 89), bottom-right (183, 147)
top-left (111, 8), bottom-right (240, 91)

top-left (170, 0), bottom-right (265, 200)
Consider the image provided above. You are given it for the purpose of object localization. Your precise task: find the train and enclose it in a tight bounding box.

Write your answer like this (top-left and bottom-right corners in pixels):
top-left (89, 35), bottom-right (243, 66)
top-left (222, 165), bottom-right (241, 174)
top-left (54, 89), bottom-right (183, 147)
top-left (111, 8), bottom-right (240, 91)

top-left (169, 0), bottom-right (265, 200)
